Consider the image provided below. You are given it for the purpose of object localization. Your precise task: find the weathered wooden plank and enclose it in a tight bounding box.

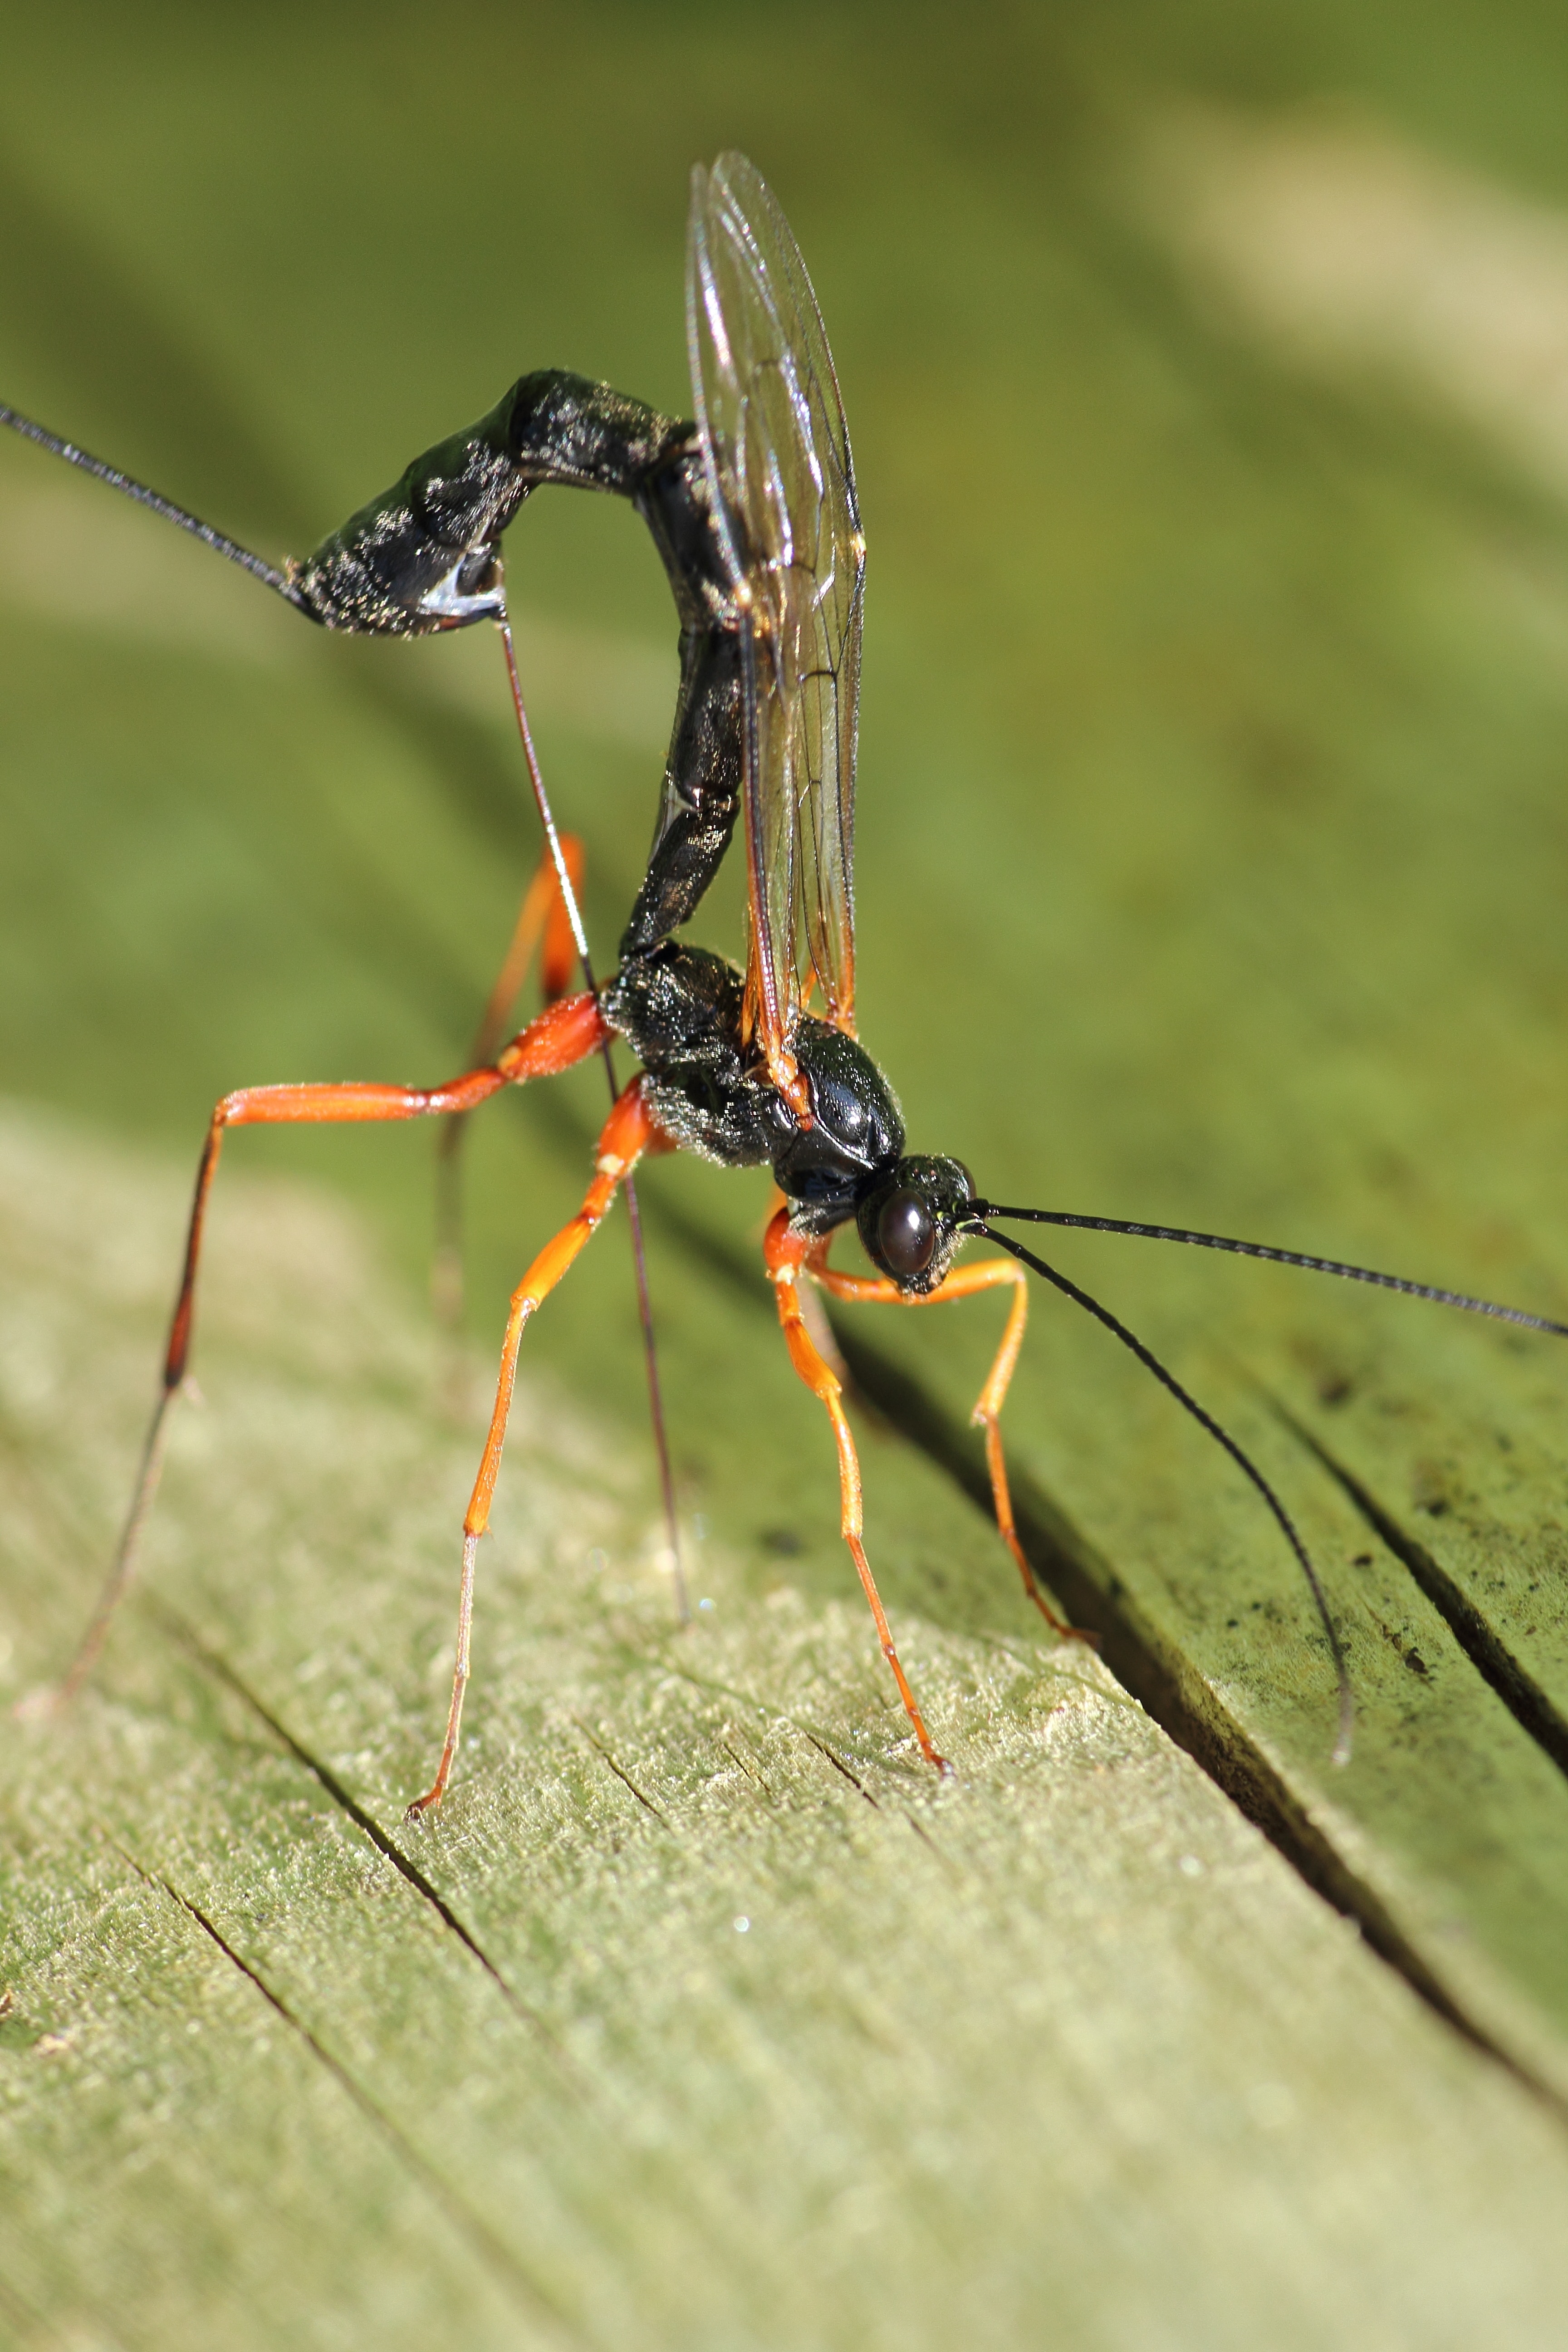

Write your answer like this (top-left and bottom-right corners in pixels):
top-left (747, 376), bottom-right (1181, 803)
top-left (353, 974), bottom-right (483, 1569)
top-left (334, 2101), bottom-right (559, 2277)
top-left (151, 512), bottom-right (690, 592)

top-left (6, 1110), bottom-right (1568, 2352)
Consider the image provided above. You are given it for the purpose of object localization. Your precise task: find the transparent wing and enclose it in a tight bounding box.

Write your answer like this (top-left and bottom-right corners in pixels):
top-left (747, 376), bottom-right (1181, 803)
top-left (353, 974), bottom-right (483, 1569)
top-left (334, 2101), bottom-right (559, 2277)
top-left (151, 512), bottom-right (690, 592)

top-left (686, 151), bottom-right (865, 1083)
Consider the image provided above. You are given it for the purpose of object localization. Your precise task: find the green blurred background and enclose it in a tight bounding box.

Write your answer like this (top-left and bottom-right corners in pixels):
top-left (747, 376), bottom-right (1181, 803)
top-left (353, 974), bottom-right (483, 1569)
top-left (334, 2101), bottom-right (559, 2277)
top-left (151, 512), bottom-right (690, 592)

top-left (5, 0), bottom-right (1568, 1638)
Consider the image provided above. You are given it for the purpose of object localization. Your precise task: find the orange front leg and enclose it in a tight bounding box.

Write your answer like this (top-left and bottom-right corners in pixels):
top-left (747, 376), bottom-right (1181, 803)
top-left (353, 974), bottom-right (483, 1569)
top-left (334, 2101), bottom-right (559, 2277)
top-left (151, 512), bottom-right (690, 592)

top-left (407, 1077), bottom-right (669, 1817)
top-left (764, 1211), bottom-right (949, 1774)
top-left (37, 990), bottom-right (608, 1713)
top-left (808, 1244), bottom-right (1092, 1643)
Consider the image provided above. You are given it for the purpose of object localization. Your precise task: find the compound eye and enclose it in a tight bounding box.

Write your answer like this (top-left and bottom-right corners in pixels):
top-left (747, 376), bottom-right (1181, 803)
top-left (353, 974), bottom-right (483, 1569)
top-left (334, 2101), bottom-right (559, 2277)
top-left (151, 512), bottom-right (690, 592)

top-left (877, 1188), bottom-right (936, 1279)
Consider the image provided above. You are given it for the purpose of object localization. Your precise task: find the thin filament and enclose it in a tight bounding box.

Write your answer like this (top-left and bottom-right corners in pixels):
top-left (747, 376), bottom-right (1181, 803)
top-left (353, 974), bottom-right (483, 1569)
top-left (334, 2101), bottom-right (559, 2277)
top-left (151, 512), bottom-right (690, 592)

top-left (974, 1204), bottom-right (1568, 1341)
top-left (974, 1221), bottom-right (1354, 1764)
top-left (0, 401), bottom-right (302, 603)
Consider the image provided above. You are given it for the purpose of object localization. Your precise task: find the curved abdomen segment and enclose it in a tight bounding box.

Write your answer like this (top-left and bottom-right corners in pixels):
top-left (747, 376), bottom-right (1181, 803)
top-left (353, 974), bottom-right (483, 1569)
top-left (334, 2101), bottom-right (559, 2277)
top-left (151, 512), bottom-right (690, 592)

top-left (287, 370), bottom-right (749, 964)
top-left (288, 371), bottom-right (690, 633)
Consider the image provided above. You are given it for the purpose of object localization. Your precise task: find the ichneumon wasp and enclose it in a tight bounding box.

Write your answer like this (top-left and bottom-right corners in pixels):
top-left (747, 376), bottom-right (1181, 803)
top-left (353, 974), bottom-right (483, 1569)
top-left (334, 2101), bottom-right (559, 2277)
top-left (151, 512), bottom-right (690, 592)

top-left (7, 150), bottom-right (1568, 1808)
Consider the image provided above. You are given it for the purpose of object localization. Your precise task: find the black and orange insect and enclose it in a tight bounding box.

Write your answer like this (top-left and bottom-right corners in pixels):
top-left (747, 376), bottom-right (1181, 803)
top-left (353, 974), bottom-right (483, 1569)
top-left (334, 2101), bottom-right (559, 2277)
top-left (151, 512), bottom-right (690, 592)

top-left (8, 152), bottom-right (1568, 1806)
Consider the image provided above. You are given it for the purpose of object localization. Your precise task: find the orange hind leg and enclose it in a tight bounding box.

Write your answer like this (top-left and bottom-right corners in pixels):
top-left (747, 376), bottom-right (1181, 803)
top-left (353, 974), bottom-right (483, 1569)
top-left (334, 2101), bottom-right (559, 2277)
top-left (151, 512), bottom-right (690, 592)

top-left (434, 834), bottom-right (586, 1322)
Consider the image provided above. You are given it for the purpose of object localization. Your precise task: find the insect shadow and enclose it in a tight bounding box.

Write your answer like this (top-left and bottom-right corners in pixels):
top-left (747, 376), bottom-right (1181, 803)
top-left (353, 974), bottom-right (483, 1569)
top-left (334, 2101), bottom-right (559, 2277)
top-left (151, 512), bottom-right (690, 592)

top-left (6, 151), bottom-right (1566, 1808)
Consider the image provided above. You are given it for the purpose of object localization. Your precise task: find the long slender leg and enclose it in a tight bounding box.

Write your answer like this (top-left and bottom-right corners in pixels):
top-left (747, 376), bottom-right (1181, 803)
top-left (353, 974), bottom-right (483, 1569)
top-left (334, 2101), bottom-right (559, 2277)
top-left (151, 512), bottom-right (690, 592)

top-left (434, 835), bottom-right (585, 1323)
top-left (807, 1247), bottom-right (1094, 1643)
top-left (764, 1211), bottom-right (949, 1774)
top-left (39, 991), bottom-right (608, 1709)
top-left (407, 1078), bottom-right (666, 1817)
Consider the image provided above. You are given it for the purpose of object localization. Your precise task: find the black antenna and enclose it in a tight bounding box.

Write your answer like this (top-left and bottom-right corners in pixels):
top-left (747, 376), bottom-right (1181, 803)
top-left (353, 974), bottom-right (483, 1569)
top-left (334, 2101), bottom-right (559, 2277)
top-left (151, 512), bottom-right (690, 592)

top-left (970, 1218), bottom-right (1355, 1765)
top-left (971, 1204), bottom-right (1568, 1341)
top-left (0, 401), bottom-right (305, 606)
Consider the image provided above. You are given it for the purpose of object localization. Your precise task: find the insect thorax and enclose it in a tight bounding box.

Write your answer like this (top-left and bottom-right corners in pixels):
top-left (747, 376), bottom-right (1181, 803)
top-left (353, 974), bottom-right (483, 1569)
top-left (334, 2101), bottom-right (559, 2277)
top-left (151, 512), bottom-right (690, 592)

top-left (603, 941), bottom-right (905, 1230)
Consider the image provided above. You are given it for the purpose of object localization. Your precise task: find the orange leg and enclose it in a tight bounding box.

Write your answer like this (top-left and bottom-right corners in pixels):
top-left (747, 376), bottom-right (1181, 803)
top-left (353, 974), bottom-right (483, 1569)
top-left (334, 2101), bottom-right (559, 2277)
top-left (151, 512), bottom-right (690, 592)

top-left (40, 991), bottom-right (607, 1711)
top-left (434, 835), bottom-right (585, 1322)
top-left (807, 1244), bottom-right (1094, 1644)
top-left (764, 1210), bottom-right (950, 1774)
top-left (470, 833), bottom-right (585, 1072)
top-left (407, 1078), bottom-right (666, 1817)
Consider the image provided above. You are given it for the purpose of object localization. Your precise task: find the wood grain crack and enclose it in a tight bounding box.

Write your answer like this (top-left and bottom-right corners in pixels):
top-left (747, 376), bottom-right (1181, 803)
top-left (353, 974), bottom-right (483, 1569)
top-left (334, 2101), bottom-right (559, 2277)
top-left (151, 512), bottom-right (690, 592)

top-left (142, 1594), bottom-right (570, 2057)
top-left (826, 1311), bottom-right (1568, 2127)
top-left (1274, 1403), bottom-right (1568, 1785)
top-left (107, 1841), bottom-right (582, 2343)
top-left (575, 1723), bottom-right (672, 1826)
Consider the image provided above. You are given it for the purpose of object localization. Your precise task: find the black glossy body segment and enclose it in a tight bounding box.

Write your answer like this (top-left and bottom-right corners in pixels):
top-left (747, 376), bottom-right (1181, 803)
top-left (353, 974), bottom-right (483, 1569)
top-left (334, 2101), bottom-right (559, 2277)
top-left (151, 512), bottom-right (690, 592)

top-left (620, 449), bottom-right (749, 958)
top-left (289, 371), bottom-right (687, 633)
top-left (601, 939), bottom-right (967, 1284)
top-left (292, 368), bottom-right (968, 1289)
top-left (603, 940), bottom-right (904, 1211)
top-left (603, 943), bottom-right (786, 1171)
top-left (290, 370), bottom-right (750, 975)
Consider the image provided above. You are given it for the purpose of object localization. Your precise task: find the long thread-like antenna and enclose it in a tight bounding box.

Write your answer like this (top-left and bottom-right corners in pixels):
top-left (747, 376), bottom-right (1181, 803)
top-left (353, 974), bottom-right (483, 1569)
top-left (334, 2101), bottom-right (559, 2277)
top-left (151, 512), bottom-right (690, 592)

top-left (496, 612), bottom-right (688, 1622)
top-left (973, 1220), bottom-right (1354, 1765)
top-left (0, 401), bottom-right (305, 604)
top-left (973, 1204), bottom-right (1568, 1341)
